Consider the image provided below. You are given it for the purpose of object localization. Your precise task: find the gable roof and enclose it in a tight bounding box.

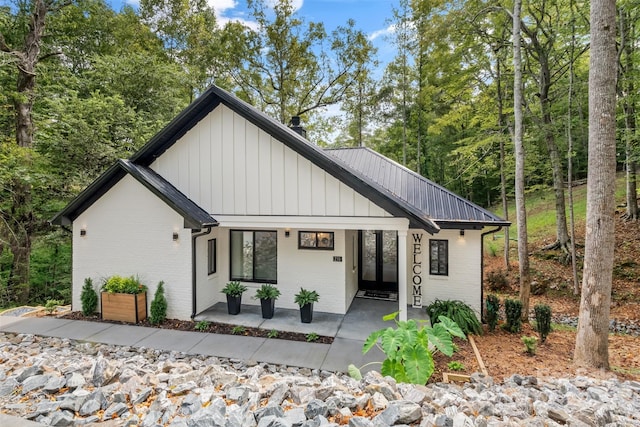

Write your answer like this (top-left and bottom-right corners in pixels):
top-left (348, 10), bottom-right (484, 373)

top-left (52, 84), bottom-right (507, 232)
top-left (326, 147), bottom-right (509, 229)
top-left (51, 159), bottom-right (217, 229)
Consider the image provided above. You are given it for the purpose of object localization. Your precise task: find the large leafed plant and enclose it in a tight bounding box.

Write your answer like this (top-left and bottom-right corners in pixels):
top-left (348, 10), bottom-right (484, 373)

top-left (348, 312), bottom-right (465, 385)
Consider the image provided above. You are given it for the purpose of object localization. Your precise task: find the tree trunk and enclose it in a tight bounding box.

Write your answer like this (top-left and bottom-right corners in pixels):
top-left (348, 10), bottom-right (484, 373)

top-left (6, 178), bottom-right (34, 304)
top-left (512, 0), bottom-right (530, 322)
top-left (573, 0), bottom-right (617, 370)
top-left (496, 51), bottom-right (510, 270)
top-left (621, 11), bottom-right (638, 220)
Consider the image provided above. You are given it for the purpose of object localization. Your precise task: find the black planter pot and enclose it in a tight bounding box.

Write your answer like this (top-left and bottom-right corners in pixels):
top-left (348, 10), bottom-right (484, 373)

top-left (260, 298), bottom-right (276, 319)
top-left (299, 303), bottom-right (313, 323)
top-left (226, 294), bottom-right (242, 315)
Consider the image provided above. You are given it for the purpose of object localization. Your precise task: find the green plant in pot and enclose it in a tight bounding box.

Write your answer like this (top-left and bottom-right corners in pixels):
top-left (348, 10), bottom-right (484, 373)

top-left (294, 287), bottom-right (319, 323)
top-left (254, 284), bottom-right (281, 319)
top-left (221, 281), bottom-right (248, 315)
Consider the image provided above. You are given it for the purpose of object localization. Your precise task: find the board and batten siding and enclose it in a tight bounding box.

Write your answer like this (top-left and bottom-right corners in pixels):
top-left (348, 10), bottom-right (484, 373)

top-left (150, 104), bottom-right (391, 218)
top-left (405, 228), bottom-right (482, 315)
top-left (72, 175), bottom-right (192, 320)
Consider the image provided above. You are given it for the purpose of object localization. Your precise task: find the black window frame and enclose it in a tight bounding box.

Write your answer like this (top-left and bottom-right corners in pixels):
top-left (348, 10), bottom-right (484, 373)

top-left (298, 231), bottom-right (335, 250)
top-left (229, 229), bottom-right (278, 283)
top-left (429, 239), bottom-right (449, 276)
top-left (207, 238), bottom-right (217, 275)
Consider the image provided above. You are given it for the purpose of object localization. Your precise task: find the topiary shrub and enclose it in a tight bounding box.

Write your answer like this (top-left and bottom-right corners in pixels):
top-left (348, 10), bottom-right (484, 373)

top-left (485, 294), bottom-right (501, 332)
top-left (534, 303), bottom-right (552, 343)
top-left (150, 281), bottom-right (168, 325)
top-left (81, 278), bottom-right (98, 316)
top-left (426, 299), bottom-right (482, 336)
top-left (503, 299), bottom-right (523, 333)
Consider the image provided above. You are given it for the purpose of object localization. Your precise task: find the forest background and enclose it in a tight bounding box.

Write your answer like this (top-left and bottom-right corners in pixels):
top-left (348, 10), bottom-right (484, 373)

top-left (0, 0), bottom-right (637, 309)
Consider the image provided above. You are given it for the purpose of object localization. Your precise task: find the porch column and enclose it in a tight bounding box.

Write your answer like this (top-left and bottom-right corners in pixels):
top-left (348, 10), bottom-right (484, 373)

top-left (397, 229), bottom-right (407, 321)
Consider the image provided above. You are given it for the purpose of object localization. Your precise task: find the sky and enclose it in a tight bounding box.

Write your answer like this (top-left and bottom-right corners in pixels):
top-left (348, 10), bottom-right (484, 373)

top-left (109, 0), bottom-right (400, 68)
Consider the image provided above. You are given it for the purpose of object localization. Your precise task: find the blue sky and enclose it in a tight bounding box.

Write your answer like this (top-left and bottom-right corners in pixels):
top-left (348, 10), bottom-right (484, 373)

top-left (109, 0), bottom-right (399, 68)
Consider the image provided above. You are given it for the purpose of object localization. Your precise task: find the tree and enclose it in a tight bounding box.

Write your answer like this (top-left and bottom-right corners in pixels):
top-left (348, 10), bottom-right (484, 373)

top-left (512, 0), bottom-right (531, 322)
top-left (573, 0), bottom-right (617, 369)
top-left (223, 0), bottom-right (375, 126)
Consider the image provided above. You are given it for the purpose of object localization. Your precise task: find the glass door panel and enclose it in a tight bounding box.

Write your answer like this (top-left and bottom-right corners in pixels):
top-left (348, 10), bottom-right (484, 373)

top-left (362, 230), bottom-right (377, 282)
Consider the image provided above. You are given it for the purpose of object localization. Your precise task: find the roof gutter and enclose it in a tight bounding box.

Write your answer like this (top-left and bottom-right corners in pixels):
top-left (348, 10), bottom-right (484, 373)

top-left (191, 227), bottom-right (213, 319)
top-left (480, 226), bottom-right (504, 321)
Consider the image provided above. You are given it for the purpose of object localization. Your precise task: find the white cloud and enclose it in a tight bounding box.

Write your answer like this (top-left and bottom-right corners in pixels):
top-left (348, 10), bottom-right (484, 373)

top-left (369, 24), bottom-right (395, 41)
top-left (125, 0), bottom-right (140, 6)
top-left (265, 0), bottom-right (303, 11)
top-left (207, 0), bottom-right (237, 14)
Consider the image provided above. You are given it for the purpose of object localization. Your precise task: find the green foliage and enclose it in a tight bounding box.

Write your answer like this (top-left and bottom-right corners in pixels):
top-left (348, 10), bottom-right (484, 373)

top-left (150, 281), bottom-right (168, 325)
top-left (102, 276), bottom-right (147, 294)
top-left (447, 361), bottom-right (465, 371)
top-left (486, 242), bottom-right (498, 257)
top-left (294, 288), bottom-right (319, 306)
top-left (44, 299), bottom-right (63, 314)
top-left (503, 299), bottom-right (523, 333)
top-left (306, 332), bottom-right (319, 342)
top-left (485, 294), bottom-right (500, 332)
top-left (255, 284), bottom-right (281, 300)
top-left (231, 325), bottom-right (246, 335)
top-left (534, 304), bottom-right (552, 343)
top-left (29, 232), bottom-right (72, 305)
top-left (81, 278), bottom-right (98, 316)
top-left (221, 281), bottom-right (247, 297)
top-left (349, 312), bottom-right (465, 385)
top-left (194, 320), bottom-right (209, 332)
top-left (426, 300), bottom-right (482, 336)
top-left (267, 329), bottom-right (279, 338)
top-left (522, 336), bottom-right (538, 355)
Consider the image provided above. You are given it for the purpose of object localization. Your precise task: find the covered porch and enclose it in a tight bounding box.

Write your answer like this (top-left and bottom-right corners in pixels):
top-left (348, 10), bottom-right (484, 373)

top-left (194, 297), bottom-right (431, 340)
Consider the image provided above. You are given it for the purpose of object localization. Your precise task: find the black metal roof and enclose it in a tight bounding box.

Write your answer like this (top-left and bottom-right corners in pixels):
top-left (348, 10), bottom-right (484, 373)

top-left (52, 84), bottom-right (506, 232)
top-left (51, 159), bottom-right (217, 229)
top-left (326, 147), bottom-right (509, 228)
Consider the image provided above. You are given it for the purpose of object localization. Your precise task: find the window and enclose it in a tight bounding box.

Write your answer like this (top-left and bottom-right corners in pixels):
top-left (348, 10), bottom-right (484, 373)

top-left (298, 231), bottom-right (334, 250)
top-left (207, 239), bottom-right (216, 275)
top-left (230, 230), bottom-right (277, 283)
top-left (429, 239), bottom-right (448, 276)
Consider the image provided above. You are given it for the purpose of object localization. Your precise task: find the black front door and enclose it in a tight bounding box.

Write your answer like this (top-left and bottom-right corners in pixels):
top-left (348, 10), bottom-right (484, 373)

top-left (358, 230), bottom-right (398, 291)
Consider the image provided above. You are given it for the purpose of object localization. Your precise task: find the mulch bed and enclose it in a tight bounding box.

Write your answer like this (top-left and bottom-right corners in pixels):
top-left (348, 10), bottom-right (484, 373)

top-left (60, 312), bottom-right (334, 344)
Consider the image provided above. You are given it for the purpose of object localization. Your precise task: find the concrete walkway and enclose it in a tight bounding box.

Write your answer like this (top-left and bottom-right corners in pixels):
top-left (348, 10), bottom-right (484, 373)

top-left (1, 299), bottom-right (430, 374)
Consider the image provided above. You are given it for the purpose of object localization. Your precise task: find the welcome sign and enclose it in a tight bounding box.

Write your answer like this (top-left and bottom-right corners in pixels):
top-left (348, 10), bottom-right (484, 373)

top-left (412, 233), bottom-right (423, 308)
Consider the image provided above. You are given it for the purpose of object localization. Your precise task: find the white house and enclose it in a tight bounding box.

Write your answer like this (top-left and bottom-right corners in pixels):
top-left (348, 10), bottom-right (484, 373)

top-left (52, 85), bottom-right (509, 322)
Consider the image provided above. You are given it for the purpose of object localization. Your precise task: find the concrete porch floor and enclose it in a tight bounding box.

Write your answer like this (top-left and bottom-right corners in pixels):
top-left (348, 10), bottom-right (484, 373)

top-left (195, 297), bottom-right (431, 341)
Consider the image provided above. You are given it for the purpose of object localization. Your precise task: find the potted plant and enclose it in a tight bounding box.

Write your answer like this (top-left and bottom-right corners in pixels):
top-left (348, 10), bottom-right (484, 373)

top-left (294, 288), bottom-right (320, 323)
top-left (254, 284), bottom-right (281, 319)
top-left (221, 281), bottom-right (248, 315)
top-left (100, 275), bottom-right (148, 323)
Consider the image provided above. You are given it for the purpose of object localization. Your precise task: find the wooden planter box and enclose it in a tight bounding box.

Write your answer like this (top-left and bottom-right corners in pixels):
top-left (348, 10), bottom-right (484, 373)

top-left (101, 292), bottom-right (147, 323)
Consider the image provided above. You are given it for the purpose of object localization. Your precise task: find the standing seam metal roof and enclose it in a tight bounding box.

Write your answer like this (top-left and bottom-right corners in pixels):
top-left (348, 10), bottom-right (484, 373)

top-left (325, 147), bottom-right (508, 227)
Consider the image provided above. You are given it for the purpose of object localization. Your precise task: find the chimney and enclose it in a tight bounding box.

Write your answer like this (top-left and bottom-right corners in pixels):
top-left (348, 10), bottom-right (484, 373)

top-left (289, 116), bottom-right (307, 138)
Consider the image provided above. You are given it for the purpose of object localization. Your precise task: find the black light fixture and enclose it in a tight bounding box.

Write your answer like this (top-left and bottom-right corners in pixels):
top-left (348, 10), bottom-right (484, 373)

top-left (459, 229), bottom-right (465, 237)
top-left (80, 228), bottom-right (87, 237)
top-left (173, 232), bottom-right (179, 241)
top-left (285, 229), bottom-right (291, 237)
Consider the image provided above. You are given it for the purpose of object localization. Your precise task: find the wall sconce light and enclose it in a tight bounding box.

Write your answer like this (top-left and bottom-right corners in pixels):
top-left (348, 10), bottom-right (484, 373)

top-left (80, 228), bottom-right (87, 237)
top-left (285, 229), bottom-right (290, 237)
top-left (459, 229), bottom-right (465, 237)
top-left (173, 232), bottom-right (179, 241)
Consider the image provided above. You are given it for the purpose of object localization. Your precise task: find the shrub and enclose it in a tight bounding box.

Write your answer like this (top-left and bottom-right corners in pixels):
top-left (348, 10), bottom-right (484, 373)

top-left (81, 278), bottom-right (98, 316)
top-left (195, 320), bottom-right (209, 331)
top-left (348, 312), bottom-right (465, 384)
top-left (486, 268), bottom-right (510, 292)
top-left (221, 281), bottom-right (247, 297)
top-left (534, 304), bottom-right (552, 343)
top-left (306, 332), bottom-right (319, 342)
top-left (150, 281), bottom-right (168, 325)
top-left (44, 299), bottom-right (63, 314)
top-left (426, 300), bottom-right (482, 336)
top-left (102, 275), bottom-right (147, 294)
top-left (503, 299), bottom-right (523, 333)
top-left (231, 325), bottom-right (246, 335)
top-left (267, 329), bottom-right (279, 338)
top-left (485, 294), bottom-right (500, 332)
top-left (447, 361), bottom-right (465, 371)
top-left (522, 336), bottom-right (538, 355)
top-left (294, 288), bottom-right (319, 306)
top-left (255, 284), bottom-right (281, 300)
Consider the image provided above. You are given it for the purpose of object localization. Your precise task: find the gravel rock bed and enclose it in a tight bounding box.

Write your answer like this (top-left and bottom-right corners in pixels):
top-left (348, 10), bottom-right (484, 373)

top-left (1, 333), bottom-right (639, 426)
